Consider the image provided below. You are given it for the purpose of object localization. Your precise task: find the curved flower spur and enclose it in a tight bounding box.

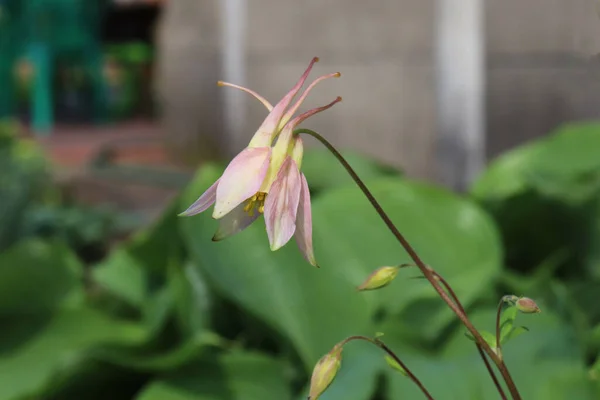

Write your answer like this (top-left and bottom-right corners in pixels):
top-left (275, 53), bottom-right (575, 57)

top-left (180, 57), bottom-right (341, 267)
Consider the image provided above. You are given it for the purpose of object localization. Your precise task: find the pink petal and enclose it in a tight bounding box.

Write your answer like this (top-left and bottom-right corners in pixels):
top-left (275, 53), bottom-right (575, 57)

top-left (248, 57), bottom-right (319, 148)
top-left (288, 96), bottom-right (343, 130)
top-left (179, 179), bottom-right (220, 216)
top-left (263, 157), bottom-right (302, 251)
top-left (217, 81), bottom-right (273, 111)
top-left (280, 72), bottom-right (341, 129)
top-left (274, 96), bottom-right (343, 150)
top-left (212, 201), bottom-right (260, 241)
top-left (213, 147), bottom-right (271, 219)
top-left (295, 174), bottom-right (317, 267)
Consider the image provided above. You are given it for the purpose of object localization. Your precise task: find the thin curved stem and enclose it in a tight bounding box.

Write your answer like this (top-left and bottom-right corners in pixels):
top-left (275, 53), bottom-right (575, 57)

top-left (343, 336), bottom-right (434, 400)
top-left (496, 299), bottom-right (504, 357)
top-left (401, 263), bottom-right (506, 399)
top-left (432, 269), bottom-right (507, 400)
top-left (295, 128), bottom-right (521, 400)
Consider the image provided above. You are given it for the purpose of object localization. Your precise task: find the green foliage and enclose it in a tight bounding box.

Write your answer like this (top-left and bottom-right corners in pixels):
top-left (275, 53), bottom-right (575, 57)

top-left (0, 121), bottom-right (124, 257)
top-left (0, 131), bottom-right (597, 399)
top-left (471, 122), bottom-right (600, 365)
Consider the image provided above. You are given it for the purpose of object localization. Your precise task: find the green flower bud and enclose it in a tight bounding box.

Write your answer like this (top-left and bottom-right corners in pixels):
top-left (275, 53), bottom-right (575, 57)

top-left (357, 266), bottom-right (400, 291)
top-left (516, 297), bottom-right (541, 314)
top-left (384, 355), bottom-right (408, 376)
top-left (308, 345), bottom-right (343, 400)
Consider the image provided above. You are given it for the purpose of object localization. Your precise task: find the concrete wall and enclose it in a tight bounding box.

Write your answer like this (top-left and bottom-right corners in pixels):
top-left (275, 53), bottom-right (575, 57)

top-left (156, 0), bottom-right (600, 180)
top-left (486, 0), bottom-right (600, 158)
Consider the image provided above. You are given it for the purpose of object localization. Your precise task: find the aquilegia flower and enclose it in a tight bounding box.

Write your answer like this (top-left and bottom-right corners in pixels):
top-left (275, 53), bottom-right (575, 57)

top-left (180, 57), bottom-right (341, 266)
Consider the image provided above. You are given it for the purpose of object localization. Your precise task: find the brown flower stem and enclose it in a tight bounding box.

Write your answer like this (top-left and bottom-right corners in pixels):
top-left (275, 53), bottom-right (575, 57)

top-left (342, 335), bottom-right (434, 400)
top-left (401, 264), bottom-right (506, 399)
top-left (428, 268), bottom-right (507, 400)
top-left (295, 128), bottom-right (521, 400)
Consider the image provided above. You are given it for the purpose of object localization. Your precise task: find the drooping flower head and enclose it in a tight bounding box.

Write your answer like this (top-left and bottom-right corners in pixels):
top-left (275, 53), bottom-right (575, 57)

top-left (180, 58), bottom-right (341, 266)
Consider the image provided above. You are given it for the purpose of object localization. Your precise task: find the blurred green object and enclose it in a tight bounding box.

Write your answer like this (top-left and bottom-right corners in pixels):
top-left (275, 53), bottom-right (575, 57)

top-left (0, 120), bottom-right (123, 257)
top-left (471, 122), bottom-right (600, 278)
top-left (0, 0), bottom-right (107, 134)
top-left (0, 119), bottom-right (50, 250)
top-left (104, 42), bottom-right (155, 120)
top-left (471, 121), bottom-right (600, 373)
top-left (0, 141), bottom-right (598, 399)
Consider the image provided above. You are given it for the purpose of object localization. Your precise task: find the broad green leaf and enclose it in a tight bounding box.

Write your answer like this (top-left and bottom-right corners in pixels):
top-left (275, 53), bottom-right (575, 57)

top-left (301, 148), bottom-right (400, 192)
top-left (99, 335), bottom-right (209, 372)
top-left (180, 165), bottom-right (501, 351)
top-left (136, 351), bottom-right (291, 400)
top-left (438, 307), bottom-right (595, 400)
top-left (472, 122), bottom-right (600, 201)
top-left (179, 164), bottom-right (501, 400)
top-left (179, 165), bottom-right (373, 370)
top-left (167, 261), bottom-right (209, 338)
top-left (125, 197), bottom-right (185, 275)
top-left (312, 177), bottom-right (502, 340)
top-left (471, 141), bottom-right (541, 200)
top-left (470, 122), bottom-right (600, 277)
top-left (0, 240), bottom-right (83, 314)
top-left (93, 249), bottom-right (147, 308)
top-left (0, 306), bottom-right (146, 399)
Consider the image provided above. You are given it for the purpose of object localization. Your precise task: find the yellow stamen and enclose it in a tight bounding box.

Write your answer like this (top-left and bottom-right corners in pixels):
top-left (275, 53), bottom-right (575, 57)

top-left (244, 192), bottom-right (267, 216)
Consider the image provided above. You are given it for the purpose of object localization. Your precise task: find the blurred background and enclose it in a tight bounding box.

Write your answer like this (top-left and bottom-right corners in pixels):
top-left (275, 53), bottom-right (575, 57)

top-left (1, 0), bottom-right (600, 399)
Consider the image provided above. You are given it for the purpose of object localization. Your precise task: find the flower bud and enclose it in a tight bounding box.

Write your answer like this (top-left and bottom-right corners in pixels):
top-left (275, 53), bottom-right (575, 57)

top-left (384, 355), bottom-right (408, 376)
top-left (357, 266), bottom-right (400, 291)
top-left (308, 345), bottom-right (343, 400)
top-left (516, 297), bottom-right (541, 314)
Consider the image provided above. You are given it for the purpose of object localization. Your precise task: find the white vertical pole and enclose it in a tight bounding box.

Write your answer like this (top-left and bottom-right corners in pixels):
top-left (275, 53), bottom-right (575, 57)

top-left (220, 0), bottom-right (247, 152)
top-left (435, 0), bottom-right (485, 190)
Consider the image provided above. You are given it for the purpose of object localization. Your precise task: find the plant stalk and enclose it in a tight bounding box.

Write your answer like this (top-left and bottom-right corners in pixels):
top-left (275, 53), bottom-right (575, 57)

top-left (295, 128), bottom-right (521, 400)
top-left (343, 336), bottom-right (434, 400)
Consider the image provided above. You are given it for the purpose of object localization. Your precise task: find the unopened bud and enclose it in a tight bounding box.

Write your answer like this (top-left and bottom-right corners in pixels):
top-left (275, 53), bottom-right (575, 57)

top-left (357, 266), bottom-right (400, 291)
top-left (516, 297), bottom-right (541, 314)
top-left (384, 355), bottom-right (407, 376)
top-left (308, 345), bottom-right (343, 400)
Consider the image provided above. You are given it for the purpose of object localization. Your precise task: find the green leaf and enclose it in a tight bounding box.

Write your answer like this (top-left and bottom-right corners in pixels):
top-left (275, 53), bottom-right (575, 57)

top-left (439, 307), bottom-right (596, 400)
top-left (179, 164), bottom-right (501, 399)
top-left (498, 304), bottom-right (531, 346)
top-left (136, 351), bottom-right (291, 400)
top-left (499, 305), bottom-right (518, 342)
top-left (0, 240), bottom-right (83, 315)
top-left (167, 261), bottom-right (209, 338)
top-left (301, 148), bottom-right (400, 192)
top-left (0, 306), bottom-right (146, 400)
top-left (502, 326), bottom-right (529, 345)
top-left (472, 122), bottom-right (600, 201)
top-left (470, 122), bottom-right (600, 277)
top-left (93, 248), bottom-right (147, 308)
top-left (99, 334), bottom-right (209, 372)
top-left (464, 330), bottom-right (497, 350)
top-left (312, 177), bottom-right (502, 340)
top-left (179, 165), bottom-right (373, 369)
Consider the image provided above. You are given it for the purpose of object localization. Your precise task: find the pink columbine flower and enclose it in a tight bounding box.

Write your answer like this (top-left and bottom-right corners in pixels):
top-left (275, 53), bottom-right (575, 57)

top-left (180, 58), bottom-right (341, 266)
